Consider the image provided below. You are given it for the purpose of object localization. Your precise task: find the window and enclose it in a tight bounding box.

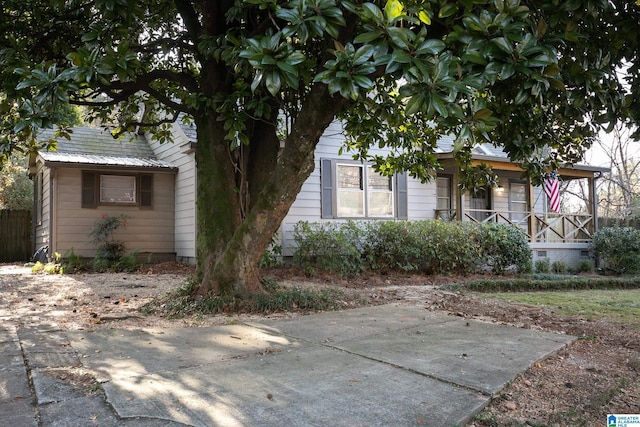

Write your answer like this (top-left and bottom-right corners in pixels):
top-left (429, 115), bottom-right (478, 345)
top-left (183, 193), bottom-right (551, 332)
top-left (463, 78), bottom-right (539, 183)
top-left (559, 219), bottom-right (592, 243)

top-left (509, 181), bottom-right (528, 228)
top-left (100, 175), bottom-right (136, 203)
top-left (336, 164), bottom-right (393, 217)
top-left (470, 187), bottom-right (491, 222)
top-left (336, 164), bottom-right (365, 217)
top-left (321, 159), bottom-right (407, 219)
top-left (436, 176), bottom-right (451, 210)
top-left (367, 166), bottom-right (393, 216)
top-left (82, 171), bottom-right (153, 208)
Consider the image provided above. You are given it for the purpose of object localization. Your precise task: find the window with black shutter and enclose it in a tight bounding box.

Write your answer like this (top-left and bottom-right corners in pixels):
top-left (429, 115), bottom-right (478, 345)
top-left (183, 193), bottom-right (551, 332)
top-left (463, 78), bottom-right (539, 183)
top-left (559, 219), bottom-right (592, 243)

top-left (81, 171), bottom-right (153, 208)
top-left (81, 171), bottom-right (98, 208)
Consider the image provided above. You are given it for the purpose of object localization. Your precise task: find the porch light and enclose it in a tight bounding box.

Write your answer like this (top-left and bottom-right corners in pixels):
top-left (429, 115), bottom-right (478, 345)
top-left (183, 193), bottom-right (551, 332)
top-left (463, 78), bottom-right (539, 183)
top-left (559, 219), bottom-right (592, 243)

top-left (496, 185), bottom-right (505, 192)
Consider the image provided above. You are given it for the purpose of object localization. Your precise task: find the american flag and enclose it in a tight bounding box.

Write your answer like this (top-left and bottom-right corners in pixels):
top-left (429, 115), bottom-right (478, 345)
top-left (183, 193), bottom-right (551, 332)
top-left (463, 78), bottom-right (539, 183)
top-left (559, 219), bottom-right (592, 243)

top-left (544, 171), bottom-right (560, 212)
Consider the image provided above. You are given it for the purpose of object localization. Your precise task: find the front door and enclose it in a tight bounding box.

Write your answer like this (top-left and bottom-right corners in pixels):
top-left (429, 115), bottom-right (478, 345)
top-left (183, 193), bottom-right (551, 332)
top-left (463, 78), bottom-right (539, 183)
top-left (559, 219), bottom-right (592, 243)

top-left (470, 187), bottom-right (490, 222)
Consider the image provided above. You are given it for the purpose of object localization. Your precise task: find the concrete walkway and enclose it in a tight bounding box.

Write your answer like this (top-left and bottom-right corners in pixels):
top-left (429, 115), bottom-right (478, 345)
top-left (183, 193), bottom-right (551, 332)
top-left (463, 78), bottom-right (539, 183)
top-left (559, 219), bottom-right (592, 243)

top-left (0, 304), bottom-right (574, 426)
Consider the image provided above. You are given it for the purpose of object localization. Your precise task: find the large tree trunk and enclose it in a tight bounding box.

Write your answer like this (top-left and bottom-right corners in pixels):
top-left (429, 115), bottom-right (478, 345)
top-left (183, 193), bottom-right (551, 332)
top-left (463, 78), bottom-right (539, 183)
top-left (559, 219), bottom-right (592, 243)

top-left (195, 84), bottom-right (349, 297)
top-left (194, 116), bottom-right (243, 292)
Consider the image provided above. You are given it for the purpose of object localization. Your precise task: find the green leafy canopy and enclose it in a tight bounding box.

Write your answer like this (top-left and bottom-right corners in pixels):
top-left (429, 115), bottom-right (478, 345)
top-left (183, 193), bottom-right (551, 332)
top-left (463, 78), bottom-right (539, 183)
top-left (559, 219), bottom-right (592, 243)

top-left (0, 0), bottom-right (638, 185)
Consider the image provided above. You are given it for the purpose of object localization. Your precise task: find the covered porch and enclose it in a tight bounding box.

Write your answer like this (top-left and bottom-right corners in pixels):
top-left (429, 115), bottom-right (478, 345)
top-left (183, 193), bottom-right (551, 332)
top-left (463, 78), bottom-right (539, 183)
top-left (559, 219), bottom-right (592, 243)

top-left (433, 152), bottom-right (608, 247)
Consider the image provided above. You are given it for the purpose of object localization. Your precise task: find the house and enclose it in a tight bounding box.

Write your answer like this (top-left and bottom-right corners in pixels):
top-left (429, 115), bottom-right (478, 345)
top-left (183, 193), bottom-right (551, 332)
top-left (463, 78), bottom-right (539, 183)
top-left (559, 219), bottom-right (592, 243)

top-left (31, 122), bottom-right (608, 268)
top-left (29, 127), bottom-right (178, 262)
top-left (281, 122), bottom-right (608, 268)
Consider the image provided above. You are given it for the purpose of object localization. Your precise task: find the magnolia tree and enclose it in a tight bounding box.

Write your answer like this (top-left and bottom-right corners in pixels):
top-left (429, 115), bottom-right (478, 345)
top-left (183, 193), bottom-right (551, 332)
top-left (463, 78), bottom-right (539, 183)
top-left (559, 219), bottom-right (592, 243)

top-left (1, 0), bottom-right (638, 297)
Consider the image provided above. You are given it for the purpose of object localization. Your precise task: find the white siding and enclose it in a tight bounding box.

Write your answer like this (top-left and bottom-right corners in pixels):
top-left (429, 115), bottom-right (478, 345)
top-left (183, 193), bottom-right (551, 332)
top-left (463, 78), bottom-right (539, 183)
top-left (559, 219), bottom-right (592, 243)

top-left (148, 123), bottom-right (197, 262)
top-left (281, 122), bottom-right (436, 256)
top-left (531, 243), bottom-right (591, 269)
top-left (34, 159), bottom-right (51, 252)
top-left (407, 177), bottom-right (436, 220)
top-left (53, 168), bottom-right (175, 258)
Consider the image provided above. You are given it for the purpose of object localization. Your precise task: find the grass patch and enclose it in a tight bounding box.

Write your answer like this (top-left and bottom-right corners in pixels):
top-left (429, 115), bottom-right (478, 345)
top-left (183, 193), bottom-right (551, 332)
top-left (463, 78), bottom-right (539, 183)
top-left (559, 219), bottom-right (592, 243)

top-left (141, 277), bottom-right (358, 319)
top-left (479, 289), bottom-right (640, 328)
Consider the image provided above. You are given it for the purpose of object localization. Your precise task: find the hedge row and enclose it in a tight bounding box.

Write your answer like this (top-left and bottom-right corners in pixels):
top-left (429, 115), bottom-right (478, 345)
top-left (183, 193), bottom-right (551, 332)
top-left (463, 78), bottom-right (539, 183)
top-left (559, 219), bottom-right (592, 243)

top-left (292, 220), bottom-right (532, 276)
top-left (457, 275), bottom-right (640, 293)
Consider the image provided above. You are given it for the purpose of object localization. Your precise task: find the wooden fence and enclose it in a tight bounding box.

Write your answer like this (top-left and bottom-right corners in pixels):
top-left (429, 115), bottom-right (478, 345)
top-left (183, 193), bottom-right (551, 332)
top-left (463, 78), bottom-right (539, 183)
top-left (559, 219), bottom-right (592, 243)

top-left (0, 210), bottom-right (32, 262)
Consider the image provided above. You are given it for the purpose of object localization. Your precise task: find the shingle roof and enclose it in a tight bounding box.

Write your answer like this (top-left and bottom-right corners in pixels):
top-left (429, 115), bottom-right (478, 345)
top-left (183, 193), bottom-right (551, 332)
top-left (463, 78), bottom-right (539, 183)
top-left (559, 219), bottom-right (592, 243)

top-left (178, 119), bottom-right (197, 142)
top-left (37, 127), bottom-right (175, 170)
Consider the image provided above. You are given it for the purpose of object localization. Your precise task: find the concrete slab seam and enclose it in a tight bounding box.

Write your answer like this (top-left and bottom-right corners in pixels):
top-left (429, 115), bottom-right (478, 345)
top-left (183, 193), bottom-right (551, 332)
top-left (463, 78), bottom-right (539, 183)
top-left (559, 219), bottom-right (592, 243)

top-left (325, 341), bottom-right (495, 397)
top-left (14, 325), bottom-right (42, 425)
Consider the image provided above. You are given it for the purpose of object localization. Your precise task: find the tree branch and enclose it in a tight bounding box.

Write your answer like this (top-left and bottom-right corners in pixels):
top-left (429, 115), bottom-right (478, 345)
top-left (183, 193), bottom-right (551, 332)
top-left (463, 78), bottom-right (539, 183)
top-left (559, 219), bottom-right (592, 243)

top-left (111, 112), bottom-right (180, 138)
top-left (107, 69), bottom-right (199, 93)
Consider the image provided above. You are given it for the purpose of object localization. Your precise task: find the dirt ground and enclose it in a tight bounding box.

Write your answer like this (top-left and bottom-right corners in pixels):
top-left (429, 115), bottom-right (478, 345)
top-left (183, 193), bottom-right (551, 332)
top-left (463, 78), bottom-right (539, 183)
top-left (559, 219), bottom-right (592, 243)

top-left (1, 263), bottom-right (638, 426)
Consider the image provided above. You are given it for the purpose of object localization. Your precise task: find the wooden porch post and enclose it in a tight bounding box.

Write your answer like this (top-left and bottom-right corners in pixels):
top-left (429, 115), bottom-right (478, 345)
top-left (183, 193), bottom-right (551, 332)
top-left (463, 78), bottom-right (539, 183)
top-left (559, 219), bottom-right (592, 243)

top-left (455, 167), bottom-right (464, 222)
top-left (528, 177), bottom-right (535, 242)
top-left (590, 173), bottom-right (601, 232)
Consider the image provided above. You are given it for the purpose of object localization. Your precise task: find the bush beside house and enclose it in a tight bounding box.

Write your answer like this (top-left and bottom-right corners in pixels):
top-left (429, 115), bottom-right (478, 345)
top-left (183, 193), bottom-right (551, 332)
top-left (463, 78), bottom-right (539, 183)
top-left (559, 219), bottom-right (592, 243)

top-left (590, 227), bottom-right (640, 274)
top-left (293, 220), bottom-right (532, 276)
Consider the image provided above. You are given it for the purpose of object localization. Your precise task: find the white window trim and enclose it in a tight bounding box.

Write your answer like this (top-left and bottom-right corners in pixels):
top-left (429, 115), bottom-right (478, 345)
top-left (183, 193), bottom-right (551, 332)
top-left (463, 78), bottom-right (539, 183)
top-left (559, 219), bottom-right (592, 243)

top-left (436, 175), bottom-right (451, 210)
top-left (335, 162), bottom-right (395, 219)
top-left (509, 180), bottom-right (529, 228)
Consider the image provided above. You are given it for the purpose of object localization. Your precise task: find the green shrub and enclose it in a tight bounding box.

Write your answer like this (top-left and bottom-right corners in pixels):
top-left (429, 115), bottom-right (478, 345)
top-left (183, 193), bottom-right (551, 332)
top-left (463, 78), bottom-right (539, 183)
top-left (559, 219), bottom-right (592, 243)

top-left (259, 235), bottom-right (283, 268)
top-left (409, 220), bottom-right (484, 275)
top-left (477, 223), bottom-right (532, 274)
top-left (292, 221), bottom-right (366, 277)
top-left (591, 227), bottom-right (640, 274)
top-left (456, 275), bottom-right (640, 293)
top-left (551, 260), bottom-right (567, 274)
top-left (576, 259), bottom-right (594, 273)
top-left (292, 220), bottom-right (532, 276)
top-left (88, 214), bottom-right (141, 272)
top-left (360, 221), bottom-right (422, 271)
top-left (112, 249), bottom-right (140, 272)
top-left (60, 248), bottom-right (87, 273)
top-left (92, 257), bottom-right (110, 272)
top-left (90, 214), bottom-right (128, 261)
top-left (535, 257), bottom-right (551, 273)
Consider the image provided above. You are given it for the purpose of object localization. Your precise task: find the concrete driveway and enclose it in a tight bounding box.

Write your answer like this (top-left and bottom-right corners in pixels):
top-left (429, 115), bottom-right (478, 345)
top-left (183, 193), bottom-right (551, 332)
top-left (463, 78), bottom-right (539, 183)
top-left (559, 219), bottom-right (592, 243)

top-left (1, 303), bottom-right (574, 426)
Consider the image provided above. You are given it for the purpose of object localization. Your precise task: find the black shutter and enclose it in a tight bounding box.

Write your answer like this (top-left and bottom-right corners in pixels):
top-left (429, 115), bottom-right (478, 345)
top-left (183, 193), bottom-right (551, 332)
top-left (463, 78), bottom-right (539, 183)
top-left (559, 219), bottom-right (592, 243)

top-left (81, 171), bottom-right (97, 208)
top-left (396, 172), bottom-right (408, 219)
top-left (140, 174), bottom-right (153, 207)
top-left (320, 159), bottom-right (334, 218)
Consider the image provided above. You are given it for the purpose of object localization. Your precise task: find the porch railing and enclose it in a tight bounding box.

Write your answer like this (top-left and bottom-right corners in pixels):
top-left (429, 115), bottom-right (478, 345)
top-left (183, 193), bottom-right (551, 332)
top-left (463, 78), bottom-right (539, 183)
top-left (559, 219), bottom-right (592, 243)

top-left (435, 209), bottom-right (594, 243)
